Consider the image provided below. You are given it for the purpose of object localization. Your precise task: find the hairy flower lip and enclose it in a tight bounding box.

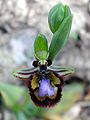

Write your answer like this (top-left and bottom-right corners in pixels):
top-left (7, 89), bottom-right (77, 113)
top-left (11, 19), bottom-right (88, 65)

top-left (25, 71), bottom-right (64, 107)
top-left (30, 87), bottom-right (62, 107)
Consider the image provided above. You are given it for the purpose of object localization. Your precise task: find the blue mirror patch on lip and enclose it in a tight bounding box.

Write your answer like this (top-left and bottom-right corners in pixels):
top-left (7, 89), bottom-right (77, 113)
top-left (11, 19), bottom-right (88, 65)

top-left (38, 78), bottom-right (57, 98)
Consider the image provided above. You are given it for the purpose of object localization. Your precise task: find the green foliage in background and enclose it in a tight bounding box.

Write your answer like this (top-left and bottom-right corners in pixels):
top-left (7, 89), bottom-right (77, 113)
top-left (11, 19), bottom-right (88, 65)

top-left (0, 82), bottom-right (45, 120)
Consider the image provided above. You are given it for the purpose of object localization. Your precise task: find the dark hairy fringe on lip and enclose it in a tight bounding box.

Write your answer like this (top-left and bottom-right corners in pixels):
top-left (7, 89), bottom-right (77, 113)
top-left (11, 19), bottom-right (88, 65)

top-left (29, 87), bottom-right (62, 107)
top-left (25, 72), bottom-right (64, 107)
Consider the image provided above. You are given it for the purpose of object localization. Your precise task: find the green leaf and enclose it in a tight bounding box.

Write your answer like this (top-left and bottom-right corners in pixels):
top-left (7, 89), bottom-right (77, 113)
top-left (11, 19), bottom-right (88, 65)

top-left (48, 5), bottom-right (73, 60)
top-left (23, 102), bottom-right (45, 119)
top-left (0, 82), bottom-right (28, 112)
top-left (34, 33), bottom-right (49, 60)
top-left (48, 3), bottom-right (64, 33)
top-left (15, 112), bottom-right (27, 120)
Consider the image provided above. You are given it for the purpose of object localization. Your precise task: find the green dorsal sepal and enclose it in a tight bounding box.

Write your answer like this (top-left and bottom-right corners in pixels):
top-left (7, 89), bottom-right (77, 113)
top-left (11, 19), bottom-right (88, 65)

top-left (34, 33), bottom-right (49, 61)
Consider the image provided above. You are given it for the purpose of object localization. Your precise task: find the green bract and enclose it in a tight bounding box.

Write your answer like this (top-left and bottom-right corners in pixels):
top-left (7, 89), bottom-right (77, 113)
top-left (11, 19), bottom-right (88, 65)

top-left (34, 33), bottom-right (49, 61)
top-left (48, 5), bottom-right (73, 60)
top-left (0, 82), bottom-right (28, 111)
top-left (48, 3), bottom-right (64, 33)
top-left (34, 3), bottom-right (73, 62)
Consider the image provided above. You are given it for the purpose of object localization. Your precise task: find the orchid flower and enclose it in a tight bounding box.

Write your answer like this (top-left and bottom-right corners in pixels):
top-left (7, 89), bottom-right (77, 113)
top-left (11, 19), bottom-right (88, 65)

top-left (13, 3), bottom-right (75, 107)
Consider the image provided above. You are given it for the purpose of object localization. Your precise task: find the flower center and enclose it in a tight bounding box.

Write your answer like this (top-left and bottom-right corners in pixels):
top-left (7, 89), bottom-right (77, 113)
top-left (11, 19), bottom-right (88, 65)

top-left (35, 78), bottom-right (57, 99)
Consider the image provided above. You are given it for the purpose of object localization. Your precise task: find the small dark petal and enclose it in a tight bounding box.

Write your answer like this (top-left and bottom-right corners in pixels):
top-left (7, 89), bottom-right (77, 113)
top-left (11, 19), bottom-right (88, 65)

top-left (47, 59), bottom-right (52, 66)
top-left (32, 60), bottom-right (39, 67)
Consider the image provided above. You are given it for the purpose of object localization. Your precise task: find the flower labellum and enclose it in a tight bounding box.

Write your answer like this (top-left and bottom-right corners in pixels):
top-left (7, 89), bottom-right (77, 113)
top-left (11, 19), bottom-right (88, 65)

top-left (25, 66), bottom-right (64, 107)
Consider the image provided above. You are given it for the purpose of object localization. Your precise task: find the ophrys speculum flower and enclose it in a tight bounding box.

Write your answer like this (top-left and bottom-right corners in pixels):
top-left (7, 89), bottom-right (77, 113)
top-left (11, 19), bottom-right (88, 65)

top-left (13, 3), bottom-right (75, 107)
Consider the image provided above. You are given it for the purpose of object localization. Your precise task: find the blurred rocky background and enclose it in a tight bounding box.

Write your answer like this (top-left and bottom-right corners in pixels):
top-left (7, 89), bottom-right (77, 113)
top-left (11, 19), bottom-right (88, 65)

top-left (0, 0), bottom-right (90, 120)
